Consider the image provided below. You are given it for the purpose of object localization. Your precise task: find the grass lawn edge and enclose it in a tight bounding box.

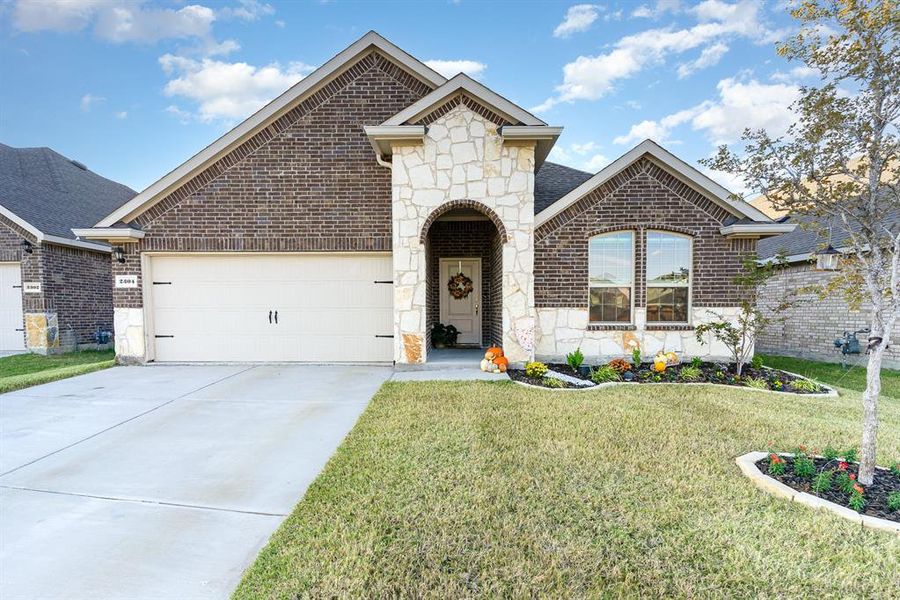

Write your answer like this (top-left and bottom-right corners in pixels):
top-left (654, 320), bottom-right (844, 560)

top-left (0, 359), bottom-right (115, 394)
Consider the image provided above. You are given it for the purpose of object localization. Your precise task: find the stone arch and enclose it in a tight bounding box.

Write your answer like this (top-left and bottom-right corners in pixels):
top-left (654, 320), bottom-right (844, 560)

top-left (419, 200), bottom-right (509, 245)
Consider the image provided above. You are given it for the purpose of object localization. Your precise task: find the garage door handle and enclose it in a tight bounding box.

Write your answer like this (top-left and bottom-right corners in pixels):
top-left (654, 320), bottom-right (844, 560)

top-left (274, 310), bottom-right (278, 324)
top-left (268, 310), bottom-right (272, 324)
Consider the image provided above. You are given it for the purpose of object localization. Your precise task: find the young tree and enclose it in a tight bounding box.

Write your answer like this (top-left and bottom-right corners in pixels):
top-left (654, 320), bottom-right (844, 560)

top-left (703, 0), bottom-right (899, 485)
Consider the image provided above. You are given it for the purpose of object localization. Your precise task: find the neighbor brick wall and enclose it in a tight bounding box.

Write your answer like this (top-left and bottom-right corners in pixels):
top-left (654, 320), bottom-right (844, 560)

top-left (115, 50), bottom-right (433, 309)
top-left (0, 216), bottom-right (112, 346)
top-left (425, 220), bottom-right (501, 347)
top-left (534, 157), bottom-right (753, 309)
top-left (757, 262), bottom-right (900, 369)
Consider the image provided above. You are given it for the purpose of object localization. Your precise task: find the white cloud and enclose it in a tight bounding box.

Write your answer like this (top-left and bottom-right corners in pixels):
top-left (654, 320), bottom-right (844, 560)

top-left (424, 59), bottom-right (486, 79)
top-left (553, 4), bottom-right (602, 38)
top-left (93, 4), bottom-right (216, 44)
top-left (160, 54), bottom-right (315, 123)
top-left (533, 0), bottom-right (780, 112)
top-left (770, 65), bottom-right (820, 83)
top-left (274, 19), bottom-right (286, 28)
top-left (80, 93), bottom-right (105, 112)
top-left (631, 0), bottom-right (681, 19)
top-left (549, 142), bottom-right (607, 171)
top-left (114, 110), bottom-right (128, 119)
top-left (583, 153), bottom-right (610, 171)
top-left (219, 0), bottom-right (274, 21)
top-left (677, 42), bottom-right (728, 78)
top-left (570, 141), bottom-right (597, 155)
top-left (12, 0), bottom-right (106, 32)
top-left (701, 165), bottom-right (752, 197)
top-left (613, 76), bottom-right (800, 147)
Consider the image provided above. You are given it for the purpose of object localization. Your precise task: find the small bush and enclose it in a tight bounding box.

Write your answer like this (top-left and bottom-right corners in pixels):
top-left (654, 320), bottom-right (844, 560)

top-left (890, 462), bottom-right (900, 477)
top-left (767, 453), bottom-right (786, 476)
top-left (679, 366), bottom-right (702, 382)
top-left (566, 347), bottom-right (584, 370)
top-left (608, 358), bottom-right (631, 373)
top-left (525, 361), bottom-right (548, 378)
top-left (591, 365), bottom-right (620, 384)
top-left (822, 446), bottom-right (840, 460)
top-left (790, 378), bottom-right (819, 393)
top-left (848, 484), bottom-right (866, 512)
top-left (690, 356), bottom-right (703, 369)
top-left (793, 452), bottom-right (816, 479)
top-left (843, 447), bottom-right (859, 463)
top-left (541, 376), bottom-right (566, 389)
top-left (835, 470), bottom-right (856, 494)
top-left (888, 491), bottom-right (900, 512)
top-left (751, 355), bottom-right (764, 370)
top-left (743, 376), bottom-right (769, 390)
top-left (812, 470), bottom-right (833, 494)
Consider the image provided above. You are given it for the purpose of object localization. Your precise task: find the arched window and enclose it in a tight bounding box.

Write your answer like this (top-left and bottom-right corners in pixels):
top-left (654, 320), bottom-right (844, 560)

top-left (645, 231), bottom-right (692, 323)
top-left (588, 231), bottom-right (634, 324)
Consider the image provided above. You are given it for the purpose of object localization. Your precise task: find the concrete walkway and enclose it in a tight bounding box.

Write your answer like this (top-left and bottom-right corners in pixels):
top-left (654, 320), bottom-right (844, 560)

top-left (0, 364), bottom-right (391, 600)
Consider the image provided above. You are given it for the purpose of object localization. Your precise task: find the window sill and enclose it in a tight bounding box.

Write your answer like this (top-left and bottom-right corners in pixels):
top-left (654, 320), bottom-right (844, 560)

top-left (587, 324), bottom-right (637, 331)
top-left (644, 324), bottom-right (694, 331)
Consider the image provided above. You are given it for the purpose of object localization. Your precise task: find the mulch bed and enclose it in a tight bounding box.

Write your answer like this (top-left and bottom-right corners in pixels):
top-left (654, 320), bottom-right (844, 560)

top-left (508, 362), bottom-right (828, 394)
top-left (755, 455), bottom-right (900, 522)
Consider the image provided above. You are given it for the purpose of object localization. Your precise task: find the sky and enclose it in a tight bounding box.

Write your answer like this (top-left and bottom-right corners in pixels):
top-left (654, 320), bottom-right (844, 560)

top-left (0, 0), bottom-right (817, 196)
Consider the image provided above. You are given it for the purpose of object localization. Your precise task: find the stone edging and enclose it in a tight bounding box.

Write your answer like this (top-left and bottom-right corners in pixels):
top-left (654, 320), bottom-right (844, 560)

top-left (735, 451), bottom-right (899, 535)
top-left (509, 376), bottom-right (837, 397)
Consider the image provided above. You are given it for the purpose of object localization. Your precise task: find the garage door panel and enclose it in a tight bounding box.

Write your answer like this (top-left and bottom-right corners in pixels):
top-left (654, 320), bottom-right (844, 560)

top-left (149, 255), bottom-right (393, 362)
top-left (0, 263), bottom-right (24, 352)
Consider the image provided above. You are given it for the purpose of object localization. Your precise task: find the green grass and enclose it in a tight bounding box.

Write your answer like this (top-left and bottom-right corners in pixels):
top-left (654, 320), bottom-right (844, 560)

top-left (0, 350), bottom-right (115, 394)
top-left (761, 354), bottom-right (900, 398)
top-left (235, 381), bottom-right (900, 599)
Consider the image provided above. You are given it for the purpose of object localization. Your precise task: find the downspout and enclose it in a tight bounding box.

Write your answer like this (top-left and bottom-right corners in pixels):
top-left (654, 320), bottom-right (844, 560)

top-left (375, 153), bottom-right (392, 169)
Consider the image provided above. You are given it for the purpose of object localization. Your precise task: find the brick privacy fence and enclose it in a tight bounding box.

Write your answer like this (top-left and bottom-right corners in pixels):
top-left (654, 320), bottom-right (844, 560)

top-left (425, 220), bottom-right (502, 347)
top-left (113, 50), bottom-right (432, 309)
top-left (756, 263), bottom-right (900, 369)
top-left (535, 158), bottom-right (753, 309)
top-left (0, 218), bottom-right (113, 347)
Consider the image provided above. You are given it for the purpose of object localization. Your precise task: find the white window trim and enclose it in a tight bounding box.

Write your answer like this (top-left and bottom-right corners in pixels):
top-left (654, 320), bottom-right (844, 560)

top-left (645, 230), bottom-right (693, 325)
top-left (588, 230), bottom-right (636, 325)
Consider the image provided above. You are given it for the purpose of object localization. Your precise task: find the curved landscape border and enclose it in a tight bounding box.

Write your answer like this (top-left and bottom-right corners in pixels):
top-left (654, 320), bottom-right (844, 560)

top-left (736, 451), bottom-right (899, 535)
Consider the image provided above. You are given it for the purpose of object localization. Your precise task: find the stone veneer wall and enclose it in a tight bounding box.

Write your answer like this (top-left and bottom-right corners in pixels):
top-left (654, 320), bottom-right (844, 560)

top-left (108, 51), bottom-right (433, 362)
top-left (425, 219), bottom-right (501, 347)
top-left (533, 158), bottom-right (753, 364)
top-left (392, 102), bottom-right (535, 364)
top-left (757, 262), bottom-right (900, 369)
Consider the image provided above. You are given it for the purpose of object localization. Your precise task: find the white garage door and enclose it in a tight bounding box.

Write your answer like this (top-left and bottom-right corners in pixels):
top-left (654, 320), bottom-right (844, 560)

top-left (148, 254), bottom-right (393, 363)
top-left (0, 263), bottom-right (25, 353)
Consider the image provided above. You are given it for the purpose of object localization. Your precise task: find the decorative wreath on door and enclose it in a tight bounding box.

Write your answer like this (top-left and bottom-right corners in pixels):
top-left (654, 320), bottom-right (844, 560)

top-left (448, 272), bottom-right (474, 300)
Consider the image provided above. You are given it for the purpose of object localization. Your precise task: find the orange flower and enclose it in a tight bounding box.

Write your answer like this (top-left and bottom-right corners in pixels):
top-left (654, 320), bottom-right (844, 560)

top-left (853, 484), bottom-right (864, 494)
top-left (849, 473), bottom-right (856, 480)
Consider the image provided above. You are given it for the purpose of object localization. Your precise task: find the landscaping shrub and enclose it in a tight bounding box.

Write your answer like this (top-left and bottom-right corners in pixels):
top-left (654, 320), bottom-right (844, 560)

top-left (789, 378), bottom-right (819, 393)
top-left (525, 361), bottom-right (548, 378)
top-left (888, 492), bottom-right (900, 512)
top-left (607, 358), bottom-right (630, 373)
top-left (743, 376), bottom-right (768, 390)
top-left (679, 366), bottom-right (702, 382)
top-left (590, 365), bottom-right (620, 384)
top-left (541, 376), bottom-right (566, 389)
top-left (566, 348), bottom-right (584, 371)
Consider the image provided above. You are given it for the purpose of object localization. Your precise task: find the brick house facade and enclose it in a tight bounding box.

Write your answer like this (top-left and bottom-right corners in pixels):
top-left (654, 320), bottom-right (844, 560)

top-left (79, 32), bottom-right (789, 366)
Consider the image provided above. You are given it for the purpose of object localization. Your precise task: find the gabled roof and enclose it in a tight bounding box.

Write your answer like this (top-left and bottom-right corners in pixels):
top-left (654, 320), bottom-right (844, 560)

top-left (0, 143), bottom-right (135, 250)
top-left (381, 73), bottom-right (546, 127)
top-left (534, 162), bottom-right (594, 214)
top-left (534, 139), bottom-right (775, 228)
top-left (95, 31), bottom-right (446, 228)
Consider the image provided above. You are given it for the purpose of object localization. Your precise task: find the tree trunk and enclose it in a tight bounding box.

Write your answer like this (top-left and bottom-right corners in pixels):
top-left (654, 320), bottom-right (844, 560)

top-left (858, 340), bottom-right (884, 486)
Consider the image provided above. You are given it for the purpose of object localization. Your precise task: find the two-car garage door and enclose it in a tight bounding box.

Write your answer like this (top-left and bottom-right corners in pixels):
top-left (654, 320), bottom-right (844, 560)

top-left (147, 254), bottom-right (393, 363)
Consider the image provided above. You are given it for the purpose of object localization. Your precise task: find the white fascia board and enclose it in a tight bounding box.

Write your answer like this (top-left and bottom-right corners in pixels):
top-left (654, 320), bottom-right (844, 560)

top-left (500, 126), bottom-right (564, 169)
top-left (719, 223), bottom-right (797, 238)
top-left (534, 139), bottom-right (772, 228)
top-left (382, 74), bottom-right (546, 127)
top-left (0, 204), bottom-right (42, 241)
top-left (364, 125), bottom-right (426, 158)
top-left (72, 227), bottom-right (146, 241)
top-left (43, 235), bottom-right (111, 253)
top-left (96, 31), bottom-right (446, 228)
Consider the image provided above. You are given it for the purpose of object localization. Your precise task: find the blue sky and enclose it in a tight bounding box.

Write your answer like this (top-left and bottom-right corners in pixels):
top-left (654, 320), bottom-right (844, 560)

top-left (0, 1), bottom-right (815, 195)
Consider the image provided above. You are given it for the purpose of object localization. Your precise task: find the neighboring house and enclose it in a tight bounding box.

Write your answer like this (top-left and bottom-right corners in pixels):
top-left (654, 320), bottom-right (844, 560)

top-left (0, 143), bottom-right (136, 354)
top-left (757, 212), bottom-right (900, 369)
top-left (75, 32), bottom-right (790, 366)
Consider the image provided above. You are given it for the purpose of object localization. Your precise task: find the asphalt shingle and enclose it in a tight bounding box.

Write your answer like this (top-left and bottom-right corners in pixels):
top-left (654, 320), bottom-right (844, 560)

top-left (534, 161), bottom-right (594, 214)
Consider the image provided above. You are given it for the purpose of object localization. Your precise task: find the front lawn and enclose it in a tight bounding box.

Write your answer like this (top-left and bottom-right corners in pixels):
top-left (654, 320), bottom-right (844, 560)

top-left (236, 381), bottom-right (900, 598)
top-left (761, 354), bottom-right (900, 399)
top-left (0, 350), bottom-right (115, 394)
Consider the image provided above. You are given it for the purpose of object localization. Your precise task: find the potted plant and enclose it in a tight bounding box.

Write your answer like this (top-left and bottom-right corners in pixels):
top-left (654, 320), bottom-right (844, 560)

top-left (431, 323), bottom-right (459, 348)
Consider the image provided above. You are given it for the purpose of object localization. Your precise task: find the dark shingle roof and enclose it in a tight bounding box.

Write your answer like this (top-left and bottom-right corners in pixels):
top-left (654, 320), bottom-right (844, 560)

top-left (757, 209), bottom-right (900, 260)
top-left (0, 143), bottom-right (136, 240)
top-left (534, 161), bottom-right (594, 214)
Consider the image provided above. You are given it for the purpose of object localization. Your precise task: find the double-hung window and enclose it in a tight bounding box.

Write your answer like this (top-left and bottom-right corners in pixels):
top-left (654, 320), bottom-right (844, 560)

top-left (588, 231), bottom-right (633, 323)
top-left (645, 231), bottom-right (691, 323)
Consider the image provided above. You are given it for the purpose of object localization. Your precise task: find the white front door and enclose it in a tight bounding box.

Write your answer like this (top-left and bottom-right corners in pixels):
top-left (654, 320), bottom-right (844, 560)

top-left (439, 258), bottom-right (482, 346)
top-left (0, 263), bottom-right (25, 352)
top-left (147, 254), bottom-right (393, 362)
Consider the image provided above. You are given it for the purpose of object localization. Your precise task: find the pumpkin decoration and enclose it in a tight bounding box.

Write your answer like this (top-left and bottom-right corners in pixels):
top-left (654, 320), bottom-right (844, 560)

top-left (486, 346), bottom-right (504, 359)
top-left (653, 352), bottom-right (668, 372)
top-left (492, 356), bottom-right (509, 373)
top-left (665, 351), bottom-right (679, 366)
top-left (480, 347), bottom-right (506, 373)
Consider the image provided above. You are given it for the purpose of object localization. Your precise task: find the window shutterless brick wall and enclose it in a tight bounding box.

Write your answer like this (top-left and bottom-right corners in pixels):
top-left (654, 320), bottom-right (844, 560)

top-left (425, 220), bottom-right (502, 347)
top-left (0, 217), bottom-right (113, 345)
top-left (757, 262), bottom-right (900, 368)
top-left (114, 51), bottom-right (433, 309)
top-left (534, 157), bottom-right (753, 310)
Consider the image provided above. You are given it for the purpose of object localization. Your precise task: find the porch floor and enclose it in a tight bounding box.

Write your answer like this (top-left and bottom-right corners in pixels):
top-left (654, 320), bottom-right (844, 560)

top-left (392, 347), bottom-right (506, 381)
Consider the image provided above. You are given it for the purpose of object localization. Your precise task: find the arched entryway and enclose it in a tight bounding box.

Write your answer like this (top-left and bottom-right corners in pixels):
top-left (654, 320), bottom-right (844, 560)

top-left (421, 201), bottom-right (506, 350)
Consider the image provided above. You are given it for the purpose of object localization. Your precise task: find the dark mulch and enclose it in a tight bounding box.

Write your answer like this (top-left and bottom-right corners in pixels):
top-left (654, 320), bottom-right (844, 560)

top-left (755, 455), bottom-right (900, 522)
top-left (508, 362), bottom-right (827, 394)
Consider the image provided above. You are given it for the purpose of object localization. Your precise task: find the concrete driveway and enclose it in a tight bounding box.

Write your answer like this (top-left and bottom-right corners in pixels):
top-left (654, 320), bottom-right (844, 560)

top-left (0, 364), bottom-right (391, 599)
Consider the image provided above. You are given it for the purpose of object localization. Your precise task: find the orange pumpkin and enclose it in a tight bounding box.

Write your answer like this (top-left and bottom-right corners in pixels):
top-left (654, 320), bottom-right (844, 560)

top-left (492, 356), bottom-right (509, 373)
top-left (486, 346), bottom-right (504, 358)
